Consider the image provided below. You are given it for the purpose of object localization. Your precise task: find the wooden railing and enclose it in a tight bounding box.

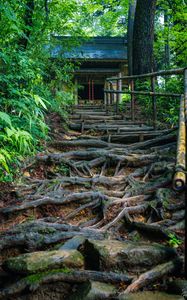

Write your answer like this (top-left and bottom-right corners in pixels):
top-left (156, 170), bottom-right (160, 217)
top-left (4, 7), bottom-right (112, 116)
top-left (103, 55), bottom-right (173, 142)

top-left (104, 67), bottom-right (187, 276)
top-left (104, 67), bottom-right (187, 191)
top-left (104, 68), bottom-right (186, 130)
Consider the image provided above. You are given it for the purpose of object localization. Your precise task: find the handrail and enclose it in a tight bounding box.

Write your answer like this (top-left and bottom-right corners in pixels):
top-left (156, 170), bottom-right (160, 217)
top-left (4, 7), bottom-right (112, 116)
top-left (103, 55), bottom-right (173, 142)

top-left (173, 96), bottom-right (186, 190)
top-left (104, 67), bottom-right (187, 192)
top-left (106, 67), bottom-right (185, 81)
top-left (105, 66), bottom-right (187, 276)
top-left (104, 89), bottom-right (181, 98)
top-left (104, 67), bottom-right (186, 130)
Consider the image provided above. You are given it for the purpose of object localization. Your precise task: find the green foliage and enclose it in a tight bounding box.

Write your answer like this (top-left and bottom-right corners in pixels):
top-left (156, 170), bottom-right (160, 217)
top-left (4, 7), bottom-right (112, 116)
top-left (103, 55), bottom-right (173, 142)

top-left (0, 112), bottom-right (12, 127)
top-left (168, 233), bottom-right (182, 248)
top-left (0, 149), bottom-right (11, 173)
top-left (50, 90), bottom-right (74, 119)
top-left (119, 94), bottom-right (131, 112)
top-left (0, 0), bottom-right (185, 181)
top-left (4, 127), bottom-right (34, 154)
top-left (56, 163), bottom-right (70, 176)
top-left (74, 0), bottom-right (128, 36)
top-left (0, 0), bottom-right (92, 180)
top-left (155, 0), bottom-right (187, 69)
top-left (134, 76), bottom-right (183, 126)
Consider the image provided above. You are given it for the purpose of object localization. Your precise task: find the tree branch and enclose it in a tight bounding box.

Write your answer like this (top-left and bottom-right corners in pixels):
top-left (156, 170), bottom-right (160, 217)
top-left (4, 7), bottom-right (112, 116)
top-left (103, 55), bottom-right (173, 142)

top-left (44, 0), bottom-right (49, 20)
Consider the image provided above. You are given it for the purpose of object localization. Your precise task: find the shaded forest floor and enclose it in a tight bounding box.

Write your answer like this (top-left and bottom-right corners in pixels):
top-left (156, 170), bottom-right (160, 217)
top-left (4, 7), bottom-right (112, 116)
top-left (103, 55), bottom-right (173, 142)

top-left (0, 104), bottom-right (185, 300)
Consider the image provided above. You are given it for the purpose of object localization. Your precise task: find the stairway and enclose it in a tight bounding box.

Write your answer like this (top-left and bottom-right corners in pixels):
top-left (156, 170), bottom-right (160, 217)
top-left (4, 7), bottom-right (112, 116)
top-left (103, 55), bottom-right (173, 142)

top-left (0, 101), bottom-right (183, 299)
top-left (70, 103), bottom-right (174, 143)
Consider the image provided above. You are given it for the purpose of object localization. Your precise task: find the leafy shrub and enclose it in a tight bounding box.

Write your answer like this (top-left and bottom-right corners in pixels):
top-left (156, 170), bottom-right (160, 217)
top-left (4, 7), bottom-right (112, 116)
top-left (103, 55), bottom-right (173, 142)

top-left (134, 76), bottom-right (183, 126)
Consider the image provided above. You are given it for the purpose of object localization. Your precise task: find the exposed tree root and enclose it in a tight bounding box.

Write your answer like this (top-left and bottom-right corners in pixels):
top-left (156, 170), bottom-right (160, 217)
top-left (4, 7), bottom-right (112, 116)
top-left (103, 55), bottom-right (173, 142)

top-left (49, 138), bottom-right (126, 149)
top-left (121, 258), bottom-right (182, 294)
top-left (0, 220), bottom-right (108, 251)
top-left (0, 270), bottom-right (133, 299)
top-left (0, 105), bottom-right (183, 299)
top-left (0, 191), bottom-right (104, 215)
top-left (22, 176), bottom-right (126, 198)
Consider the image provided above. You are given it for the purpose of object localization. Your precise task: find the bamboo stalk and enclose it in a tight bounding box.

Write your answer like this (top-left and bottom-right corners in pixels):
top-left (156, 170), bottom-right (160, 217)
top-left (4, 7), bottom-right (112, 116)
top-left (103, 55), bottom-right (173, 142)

top-left (173, 96), bottom-right (186, 190)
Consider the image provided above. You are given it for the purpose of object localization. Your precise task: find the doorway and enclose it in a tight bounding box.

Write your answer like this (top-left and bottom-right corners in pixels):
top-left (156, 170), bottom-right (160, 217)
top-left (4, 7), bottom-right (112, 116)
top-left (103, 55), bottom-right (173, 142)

top-left (78, 81), bottom-right (104, 101)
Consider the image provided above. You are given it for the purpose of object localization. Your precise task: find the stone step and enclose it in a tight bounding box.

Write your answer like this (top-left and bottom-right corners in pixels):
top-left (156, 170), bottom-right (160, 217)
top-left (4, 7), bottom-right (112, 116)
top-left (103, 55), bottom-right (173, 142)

top-left (3, 249), bottom-right (84, 274)
top-left (81, 239), bottom-right (177, 273)
top-left (69, 123), bottom-right (153, 132)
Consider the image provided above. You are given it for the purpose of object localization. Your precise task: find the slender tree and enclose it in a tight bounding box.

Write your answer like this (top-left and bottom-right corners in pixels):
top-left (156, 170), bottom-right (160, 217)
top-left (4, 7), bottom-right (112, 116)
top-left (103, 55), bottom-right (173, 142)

top-left (18, 0), bottom-right (35, 50)
top-left (127, 0), bottom-right (137, 75)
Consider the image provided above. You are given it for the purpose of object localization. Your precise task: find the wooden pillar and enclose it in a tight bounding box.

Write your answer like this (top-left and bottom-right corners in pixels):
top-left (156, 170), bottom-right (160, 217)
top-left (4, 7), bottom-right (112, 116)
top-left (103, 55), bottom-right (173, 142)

top-left (109, 82), bottom-right (113, 106)
top-left (88, 79), bottom-right (91, 102)
top-left (130, 80), bottom-right (135, 122)
top-left (74, 78), bottom-right (78, 105)
top-left (106, 82), bottom-right (109, 114)
top-left (118, 72), bottom-right (122, 103)
top-left (92, 80), bottom-right (94, 101)
top-left (104, 81), bottom-right (107, 109)
top-left (151, 76), bottom-right (157, 130)
top-left (116, 73), bottom-right (122, 114)
top-left (116, 79), bottom-right (119, 114)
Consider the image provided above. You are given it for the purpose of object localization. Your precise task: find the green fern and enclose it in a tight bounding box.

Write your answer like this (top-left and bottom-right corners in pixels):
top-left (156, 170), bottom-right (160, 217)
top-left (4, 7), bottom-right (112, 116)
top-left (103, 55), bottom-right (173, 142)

top-left (0, 149), bottom-right (11, 173)
top-left (0, 112), bottom-right (12, 127)
top-left (5, 127), bottom-right (34, 154)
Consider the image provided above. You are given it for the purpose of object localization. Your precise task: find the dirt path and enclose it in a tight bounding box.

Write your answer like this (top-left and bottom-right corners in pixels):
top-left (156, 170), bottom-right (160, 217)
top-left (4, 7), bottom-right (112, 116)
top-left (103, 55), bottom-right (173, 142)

top-left (0, 104), bottom-right (185, 299)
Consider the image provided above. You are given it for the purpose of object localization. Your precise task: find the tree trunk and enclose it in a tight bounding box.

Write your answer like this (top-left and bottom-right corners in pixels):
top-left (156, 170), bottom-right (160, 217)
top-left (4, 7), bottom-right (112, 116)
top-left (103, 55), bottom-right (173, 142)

top-left (164, 10), bottom-right (170, 68)
top-left (127, 0), bottom-right (137, 75)
top-left (19, 0), bottom-right (35, 50)
top-left (132, 0), bottom-right (157, 74)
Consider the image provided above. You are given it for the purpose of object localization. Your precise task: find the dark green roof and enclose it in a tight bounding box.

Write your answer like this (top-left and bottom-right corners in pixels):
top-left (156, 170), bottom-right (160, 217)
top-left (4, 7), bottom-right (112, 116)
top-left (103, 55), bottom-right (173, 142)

top-left (51, 37), bottom-right (127, 61)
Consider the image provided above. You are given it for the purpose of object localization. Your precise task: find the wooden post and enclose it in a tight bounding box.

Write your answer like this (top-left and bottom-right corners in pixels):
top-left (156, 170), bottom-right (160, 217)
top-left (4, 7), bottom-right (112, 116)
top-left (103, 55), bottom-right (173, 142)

top-left (109, 82), bottom-right (113, 106)
top-left (88, 79), bottom-right (91, 102)
top-left (104, 82), bottom-right (107, 110)
top-left (151, 76), bottom-right (157, 130)
top-left (116, 79), bottom-right (120, 114)
top-left (92, 80), bottom-right (94, 101)
top-left (130, 80), bottom-right (135, 122)
top-left (74, 78), bottom-right (78, 106)
top-left (118, 72), bottom-right (122, 103)
top-left (106, 82), bottom-right (109, 114)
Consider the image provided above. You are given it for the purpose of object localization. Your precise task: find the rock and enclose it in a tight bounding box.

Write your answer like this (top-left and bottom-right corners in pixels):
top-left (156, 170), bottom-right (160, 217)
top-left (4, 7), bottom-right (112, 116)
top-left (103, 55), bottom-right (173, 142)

top-left (59, 235), bottom-right (86, 250)
top-left (156, 188), bottom-right (174, 201)
top-left (119, 291), bottom-right (183, 300)
top-left (15, 281), bottom-right (117, 300)
top-left (81, 239), bottom-right (177, 273)
top-left (68, 281), bottom-right (117, 300)
top-left (167, 279), bottom-right (187, 297)
top-left (156, 188), bottom-right (176, 210)
top-left (84, 281), bottom-right (117, 300)
top-left (15, 282), bottom-right (74, 300)
top-left (3, 249), bottom-right (84, 274)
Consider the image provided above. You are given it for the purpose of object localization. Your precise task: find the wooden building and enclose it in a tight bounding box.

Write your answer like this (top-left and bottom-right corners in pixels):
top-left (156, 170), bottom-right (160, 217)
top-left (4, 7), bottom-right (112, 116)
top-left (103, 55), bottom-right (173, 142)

top-left (51, 36), bottom-right (128, 103)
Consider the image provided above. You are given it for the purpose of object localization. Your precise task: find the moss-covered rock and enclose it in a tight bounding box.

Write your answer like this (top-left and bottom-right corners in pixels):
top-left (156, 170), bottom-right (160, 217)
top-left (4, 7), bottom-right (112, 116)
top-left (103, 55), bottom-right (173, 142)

top-left (167, 279), bottom-right (187, 296)
top-left (85, 281), bottom-right (117, 300)
top-left (67, 281), bottom-right (117, 300)
top-left (15, 281), bottom-right (73, 300)
top-left (81, 239), bottom-right (177, 273)
top-left (119, 291), bottom-right (183, 300)
top-left (3, 249), bottom-right (84, 274)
